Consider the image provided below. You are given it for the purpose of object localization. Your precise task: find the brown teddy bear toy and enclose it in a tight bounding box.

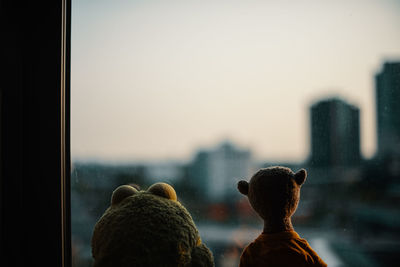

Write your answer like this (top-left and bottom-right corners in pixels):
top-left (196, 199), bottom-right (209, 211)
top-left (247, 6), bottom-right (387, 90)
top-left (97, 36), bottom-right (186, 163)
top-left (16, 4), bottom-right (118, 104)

top-left (237, 166), bottom-right (327, 267)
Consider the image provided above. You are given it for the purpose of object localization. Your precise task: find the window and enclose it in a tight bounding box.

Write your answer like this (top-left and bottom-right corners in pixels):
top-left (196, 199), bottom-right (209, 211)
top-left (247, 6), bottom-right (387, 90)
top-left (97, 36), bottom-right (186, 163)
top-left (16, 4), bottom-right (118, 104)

top-left (71, 1), bottom-right (400, 266)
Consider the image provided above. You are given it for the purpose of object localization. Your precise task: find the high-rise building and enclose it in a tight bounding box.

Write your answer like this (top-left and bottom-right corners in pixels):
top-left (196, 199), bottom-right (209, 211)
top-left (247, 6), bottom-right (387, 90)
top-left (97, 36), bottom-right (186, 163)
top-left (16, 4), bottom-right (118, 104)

top-left (189, 150), bottom-right (210, 192)
top-left (310, 98), bottom-right (360, 167)
top-left (189, 141), bottom-right (252, 200)
top-left (375, 62), bottom-right (400, 157)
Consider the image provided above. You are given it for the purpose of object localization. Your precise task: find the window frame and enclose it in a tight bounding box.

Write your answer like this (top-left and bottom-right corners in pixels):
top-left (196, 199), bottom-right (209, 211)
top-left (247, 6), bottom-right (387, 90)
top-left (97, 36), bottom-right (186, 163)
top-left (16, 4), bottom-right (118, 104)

top-left (0, 0), bottom-right (71, 266)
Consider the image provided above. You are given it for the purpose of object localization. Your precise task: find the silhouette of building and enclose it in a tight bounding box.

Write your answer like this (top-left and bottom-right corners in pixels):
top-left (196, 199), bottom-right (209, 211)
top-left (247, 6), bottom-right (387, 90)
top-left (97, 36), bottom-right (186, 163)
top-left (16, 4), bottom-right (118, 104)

top-left (144, 161), bottom-right (183, 183)
top-left (375, 62), bottom-right (400, 157)
top-left (189, 150), bottom-right (210, 192)
top-left (189, 141), bottom-right (252, 200)
top-left (310, 98), bottom-right (360, 167)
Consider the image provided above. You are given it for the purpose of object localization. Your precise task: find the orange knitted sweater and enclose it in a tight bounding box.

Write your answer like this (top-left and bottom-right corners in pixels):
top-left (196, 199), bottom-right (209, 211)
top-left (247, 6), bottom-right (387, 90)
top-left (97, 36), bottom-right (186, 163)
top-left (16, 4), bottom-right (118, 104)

top-left (239, 230), bottom-right (327, 267)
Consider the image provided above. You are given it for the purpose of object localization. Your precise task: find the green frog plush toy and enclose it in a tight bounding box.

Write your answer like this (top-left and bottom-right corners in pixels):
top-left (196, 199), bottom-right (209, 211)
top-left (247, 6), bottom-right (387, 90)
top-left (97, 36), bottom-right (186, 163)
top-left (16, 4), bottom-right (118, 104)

top-left (91, 182), bottom-right (214, 267)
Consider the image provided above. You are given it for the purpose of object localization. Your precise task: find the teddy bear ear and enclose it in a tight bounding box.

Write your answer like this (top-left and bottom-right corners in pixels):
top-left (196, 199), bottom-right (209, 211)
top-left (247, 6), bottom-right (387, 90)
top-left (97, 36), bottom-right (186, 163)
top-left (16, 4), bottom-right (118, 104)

top-left (111, 185), bottom-right (139, 206)
top-left (294, 169), bottom-right (307, 186)
top-left (237, 180), bottom-right (249, 195)
top-left (148, 182), bottom-right (177, 201)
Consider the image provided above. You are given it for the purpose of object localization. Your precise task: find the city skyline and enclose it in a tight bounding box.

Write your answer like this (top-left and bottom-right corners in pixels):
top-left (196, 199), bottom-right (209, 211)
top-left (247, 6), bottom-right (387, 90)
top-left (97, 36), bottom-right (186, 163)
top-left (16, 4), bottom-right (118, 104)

top-left (71, 0), bottom-right (400, 162)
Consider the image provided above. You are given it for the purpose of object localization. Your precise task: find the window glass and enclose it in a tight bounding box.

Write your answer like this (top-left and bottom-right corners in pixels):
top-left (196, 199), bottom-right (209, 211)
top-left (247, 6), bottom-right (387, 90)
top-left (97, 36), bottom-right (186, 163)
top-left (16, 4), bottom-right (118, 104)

top-left (71, 1), bottom-right (400, 266)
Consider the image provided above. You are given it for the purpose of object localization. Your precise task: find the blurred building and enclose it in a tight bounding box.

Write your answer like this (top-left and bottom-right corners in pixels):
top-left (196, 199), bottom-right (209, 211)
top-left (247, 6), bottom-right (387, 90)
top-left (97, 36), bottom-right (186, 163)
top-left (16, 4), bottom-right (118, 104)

top-left (144, 161), bottom-right (184, 183)
top-left (189, 150), bottom-right (210, 192)
top-left (189, 141), bottom-right (252, 201)
top-left (310, 98), bottom-right (360, 167)
top-left (375, 62), bottom-right (400, 157)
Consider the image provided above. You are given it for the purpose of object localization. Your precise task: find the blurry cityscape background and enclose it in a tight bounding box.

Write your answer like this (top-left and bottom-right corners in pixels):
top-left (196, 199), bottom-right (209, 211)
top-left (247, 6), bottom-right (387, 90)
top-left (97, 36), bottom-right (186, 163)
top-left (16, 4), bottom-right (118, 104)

top-left (71, 1), bottom-right (400, 266)
top-left (72, 61), bottom-right (400, 267)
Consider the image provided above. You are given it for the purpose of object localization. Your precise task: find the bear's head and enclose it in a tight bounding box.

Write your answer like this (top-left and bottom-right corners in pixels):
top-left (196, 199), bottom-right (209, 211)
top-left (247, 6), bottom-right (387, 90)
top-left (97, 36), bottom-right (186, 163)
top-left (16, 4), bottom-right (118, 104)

top-left (237, 166), bottom-right (307, 229)
top-left (91, 182), bottom-right (214, 267)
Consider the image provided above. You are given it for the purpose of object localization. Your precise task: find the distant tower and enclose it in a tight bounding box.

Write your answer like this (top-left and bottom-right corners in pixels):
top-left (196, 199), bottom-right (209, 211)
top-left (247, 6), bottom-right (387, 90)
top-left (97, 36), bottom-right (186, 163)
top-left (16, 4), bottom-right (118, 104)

top-left (310, 98), bottom-right (360, 167)
top-left (375, 62), bottom-right (400, 157)
top-left (189, 150), bottom-right (210, 193)
top-left (189, 141), bottom-right (252, 200)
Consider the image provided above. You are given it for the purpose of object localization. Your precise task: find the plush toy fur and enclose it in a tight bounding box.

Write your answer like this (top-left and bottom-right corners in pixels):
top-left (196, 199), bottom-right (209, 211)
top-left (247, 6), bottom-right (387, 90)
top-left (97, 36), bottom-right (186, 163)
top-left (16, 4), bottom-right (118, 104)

top-left (92, 183), bottom-right (214, 267)
top-left (238, 166), bottom-right (306, 233)
top-left (237, 166), bottom-right (327, 266)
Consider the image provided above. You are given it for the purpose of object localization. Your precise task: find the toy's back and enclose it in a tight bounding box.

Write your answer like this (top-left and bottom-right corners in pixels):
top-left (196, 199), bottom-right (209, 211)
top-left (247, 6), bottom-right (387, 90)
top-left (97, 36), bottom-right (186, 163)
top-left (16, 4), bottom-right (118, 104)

top-left (239, 231), bottom-right (327, 267)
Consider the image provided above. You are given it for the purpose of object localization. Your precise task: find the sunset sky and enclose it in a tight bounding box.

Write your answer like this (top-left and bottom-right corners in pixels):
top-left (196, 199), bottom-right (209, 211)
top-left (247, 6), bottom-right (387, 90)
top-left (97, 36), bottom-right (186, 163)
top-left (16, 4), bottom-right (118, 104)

top-left (71, 0), bottom-right (400, 162)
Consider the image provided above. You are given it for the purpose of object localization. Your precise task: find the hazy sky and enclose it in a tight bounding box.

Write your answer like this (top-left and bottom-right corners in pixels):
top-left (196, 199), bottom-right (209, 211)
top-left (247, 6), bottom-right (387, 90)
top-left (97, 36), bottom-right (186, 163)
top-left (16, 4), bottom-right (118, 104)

top-left (71, 0), bottom-right (400, 162)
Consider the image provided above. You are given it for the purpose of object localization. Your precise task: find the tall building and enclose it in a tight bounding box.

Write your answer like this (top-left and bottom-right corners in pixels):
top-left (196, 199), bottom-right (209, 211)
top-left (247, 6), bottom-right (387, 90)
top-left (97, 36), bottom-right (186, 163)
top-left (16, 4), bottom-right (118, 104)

top-left (189, 141), bottom-right (252, 200)
top-left (375, 62), bottom-right (400, 157)
top-left (189, 150), bottom-right (210, 192)
top-left (310, 98), bottom-right (360, 167)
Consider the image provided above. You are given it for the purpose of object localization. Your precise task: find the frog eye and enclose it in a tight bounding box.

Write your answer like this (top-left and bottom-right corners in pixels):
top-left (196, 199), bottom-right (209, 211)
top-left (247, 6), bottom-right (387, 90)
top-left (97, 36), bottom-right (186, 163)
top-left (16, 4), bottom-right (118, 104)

top-left (148, 182), bottom-right (177, 201)
top-left (111, 185), bottom-right (138, 206)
